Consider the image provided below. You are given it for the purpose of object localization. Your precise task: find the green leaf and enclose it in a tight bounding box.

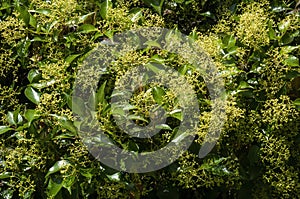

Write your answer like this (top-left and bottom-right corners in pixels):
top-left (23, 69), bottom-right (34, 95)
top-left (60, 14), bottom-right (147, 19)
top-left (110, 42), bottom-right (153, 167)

top-left (238, 81), bottom-right (253, 90)
top-left (29, 8), bottom-right (51, 15)
top-left (24, 109), bottom-right (39, 123)
top-left (78, 24), bottom-right (98, 33)
top-left (107, 172), bottom-right (121, 182)
top-left (280, 46), bottom-right (300, 54)
top-left (62, 175), bottom-right (76, 194)
top-left (65, 54), bottom-right (81, 64)
top-left (50, 114), bottom-right (77, 134)
top-left (0, 126), bottom-right (12, 135)
top-left (78, 12), bottom-right (95, 23)
top-left (100, 0), bottom-right (112, 19)
top-left (268, 22), bottom-right (277, 40)
top-left (25, 87), bottom-right (40, 104)
top-left (29, 14), bottom-right (37, 28)
top-left (128, 115), bottom-right (148, 123)
top-left (280, 33), bottom-right (294, 45)
top-left (144, 40), bottom-right (161, 48)
top-left (71, 96), bottom-right (87, 117)
top-left (150, 54), bottom-right (165, 64)
top-left (0, 172), bottom-right (11, 179)
top-left (27, 69), bottom-right (42, 83)
top-left (223, 35), bottom-right (236, 49)
top-left (152, 86), bottom-right (166, 105)
top-left (16, 5), bottom-right (30, 26)
top-left (46, 160), bottom-right (71, 178)
top-left (284, 56), bottom-right (299, 67)
top-left (130, 8), bottom-right (143, 22)
top-left (96, 81), bottom-right (108, 107)
top-left (80, 168), bottom-right (93, 182)
top-left (145, 63), bottom-right (163, 74)
top-left (168, 109), bottom-right (183, 121)
top-left (7, 111), bottom-right (16, 125)
top-left (293, 98), bottom-right (300, 109)
top-left (142, 0), bottom-right (165, 15)
top-left (30, 79), bottom-right (56, 89)
top-left (47, 177), bottom-right (63, 198)
top-left (155, 124), bottom-right (172, 130)
top-left (278, 19), bottom-right (290, 34)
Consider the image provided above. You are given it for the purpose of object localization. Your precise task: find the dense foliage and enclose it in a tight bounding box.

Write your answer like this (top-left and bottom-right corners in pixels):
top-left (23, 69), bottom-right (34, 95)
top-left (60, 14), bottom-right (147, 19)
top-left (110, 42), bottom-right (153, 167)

top-left (0, 0), bottom-right (299, 198)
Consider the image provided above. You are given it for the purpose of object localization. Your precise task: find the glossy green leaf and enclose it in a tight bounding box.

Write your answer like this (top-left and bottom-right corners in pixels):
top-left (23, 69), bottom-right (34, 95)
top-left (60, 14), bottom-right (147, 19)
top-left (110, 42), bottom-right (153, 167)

top-left (62, 175), bottom-right (76, 194)
top-left (168, 109), bottom-right (183, 121)
top-left (280, 33), bottom-right (294, 45)
top-left (278, 19), bottom-right (290, 34)
top-left (293, 98), bottom-right (300, 109)
top-left (238, 81), bottom-right (253, 89)
top-left (30, 79), bottom-right (56, 89)
top-left (25, 87), bottom-right (40, 104)
top-left (78, 12), bottom-right (95, 23)
top-left (78, 24), bottom-right (98, 33)
top-left (7, 111), bottom-right (16, 125)
top-left (280, 45), bottom-right (300, 54)
top-left (142, 0), bottom-right (165, 15)
top-left (107, 172), bottom-right (121, 182)
top-left (100, 0), bottom-right (112, 19)
top-left (0, 171), bottom-right (11, 179)
top-left (150, 54), bottom-right (165, 64)
top-left (144, 40), bottom-right (161, 48)
top-left (16, 5), bottom-right (30, 26)
top-left (155, 124), bottom-right (172, 130)
top-left (152, 86), bottom-right (166, 105)
top-left (50, 114), bottom-right (77, 134)
top-left (0, 126), bottom-right (12, 135)
top-left (29, 8), bottom-right (51, 15)
top-left (128, 115), bottom-right (148, 123)
top-left (96, 81), bottom-right (108, 108)
top-left (268, 23), bottom-right (277, 40)
top-left (284, 56), bottom-right (299, 67)
top-left (46, 160), bottom-right (71, 178)
top-left (24, 109), bottom-right (39, 123)
top-left (27, 69), bottom-right (42, 83)
top-left (47, 177), bottom-right (63, 198)
top-left (65, 54), bottom-right (81, 64)
top-left (29, 14), bottom-right (37, 28)
top-left (145, 63), bottom-right (163, 73)
top-left (130, 8), bottom-right (143, 22)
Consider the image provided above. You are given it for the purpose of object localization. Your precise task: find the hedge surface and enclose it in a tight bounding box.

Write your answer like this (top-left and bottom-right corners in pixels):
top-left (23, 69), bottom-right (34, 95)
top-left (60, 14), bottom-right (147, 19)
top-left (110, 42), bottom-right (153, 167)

top-left (0, 0), bottom-right (299, 198)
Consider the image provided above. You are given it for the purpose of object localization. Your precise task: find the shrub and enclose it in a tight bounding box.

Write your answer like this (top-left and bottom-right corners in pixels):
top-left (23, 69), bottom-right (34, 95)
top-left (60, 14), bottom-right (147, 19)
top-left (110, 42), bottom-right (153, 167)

top-left (0, 0), bottom-right (299, 198)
